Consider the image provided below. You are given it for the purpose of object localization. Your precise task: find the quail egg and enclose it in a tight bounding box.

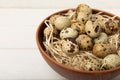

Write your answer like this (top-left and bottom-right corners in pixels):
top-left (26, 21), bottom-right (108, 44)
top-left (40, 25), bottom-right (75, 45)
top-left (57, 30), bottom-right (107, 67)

top-left (90, 14), bottom-right (104, 22)
top-left (44, 27), bottom-right (51, 37)
top-left (93, 43), bottom-right (116, 58)
top-left (76, 4), bottom-right (92, 15)
top-left (94, 32), bottom-right (108, 43)
top-left (44, 27), bottom-right (58, 37)
top-left (71, 22), bottom-right (85, 34)
top-left (60, 28), bottom-right (78, 39)
top-left (61, 40), bottom-right (79, 55)
top-left (103, 19), bottom-right (119, 34)
top-left (76, 34), bottom-right (93, 50)
top-left (77, 12), bottom-right (89, 24)
top-left (102, 54), bottom-right (120, 69)
top-left (54, 16), bottom-right (71, 30)
top-left (49, 15), bottom-right (60, 26)
top-left (85, 20), bottom-right (101, 38)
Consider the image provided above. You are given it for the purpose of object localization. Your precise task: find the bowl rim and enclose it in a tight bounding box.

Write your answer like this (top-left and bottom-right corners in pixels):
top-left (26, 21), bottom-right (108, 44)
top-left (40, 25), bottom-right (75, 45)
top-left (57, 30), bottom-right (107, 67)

top-left (36, 8), bottom-right (120, 74)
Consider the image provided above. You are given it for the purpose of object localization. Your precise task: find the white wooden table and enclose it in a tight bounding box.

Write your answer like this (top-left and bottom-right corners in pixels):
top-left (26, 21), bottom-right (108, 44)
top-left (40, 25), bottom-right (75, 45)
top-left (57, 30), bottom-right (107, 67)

top-left (0, 0), bottom-right (120, 80)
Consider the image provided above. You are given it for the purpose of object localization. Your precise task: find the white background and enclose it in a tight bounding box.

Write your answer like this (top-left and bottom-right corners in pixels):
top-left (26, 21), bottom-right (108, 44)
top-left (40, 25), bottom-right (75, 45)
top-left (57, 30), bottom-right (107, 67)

top-left (0, 0), bottom-right (120, 80)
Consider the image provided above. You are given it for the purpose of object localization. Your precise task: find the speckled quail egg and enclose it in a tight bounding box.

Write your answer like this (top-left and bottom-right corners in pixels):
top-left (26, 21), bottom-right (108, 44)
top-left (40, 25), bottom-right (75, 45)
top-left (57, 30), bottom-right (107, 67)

top-left (77, 12), bottom-right (89, 24)
top-left (90, 14), bottom-right (104, 22)
top-left (90, 14), bottom-right (109, 29)
top-left (44, 27), bottom-right (51, 37)
top-left (64, 9), bottom-right (77, 20)
top-left (61, 40), bottom-right (79, 55)
top-left (54, 16), bottom-right (71, 30)
top-left (71, 52), bottom-right (102, 71)
top-left (71, 22), bottom-right (85, 34)
top-left (60, 28), bottom-right (78, 39)
top-left (102, 19), bottom-right (119, 34)
top-left (102, 54), bottom-right (120, 69)
top-left (93, 43), bottom-right (116, 58)
top-left (94, 32), bottom-right (108, 43)
top-left (44, 27), bottom-right (58, 37)
top-left (76, 4), bottom-right (92, 15)
top-left (76, 34), bottom-right (93, 50)
top-left (85, 20), bottom-right (101, 38)
top-left (49, 15), bottom-right (60, 26)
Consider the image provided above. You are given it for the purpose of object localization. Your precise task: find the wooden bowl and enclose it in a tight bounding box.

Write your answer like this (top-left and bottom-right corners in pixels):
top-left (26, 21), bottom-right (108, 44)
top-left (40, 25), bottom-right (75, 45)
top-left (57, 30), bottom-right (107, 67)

top-left (36, 9), bottom-right (120, 80)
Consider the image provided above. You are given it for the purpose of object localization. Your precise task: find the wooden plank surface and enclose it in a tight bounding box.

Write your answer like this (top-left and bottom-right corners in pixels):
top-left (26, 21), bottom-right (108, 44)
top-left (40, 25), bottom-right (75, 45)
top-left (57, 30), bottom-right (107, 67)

top-left (0, 49), bottom-right (66, 80)
top-left (0, 0), bottom-right (120, 9)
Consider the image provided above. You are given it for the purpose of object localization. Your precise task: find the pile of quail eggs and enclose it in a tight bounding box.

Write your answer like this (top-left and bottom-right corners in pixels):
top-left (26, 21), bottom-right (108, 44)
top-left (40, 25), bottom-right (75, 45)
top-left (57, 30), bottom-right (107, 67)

top-left (43, 4), bottom-right (120, 71)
